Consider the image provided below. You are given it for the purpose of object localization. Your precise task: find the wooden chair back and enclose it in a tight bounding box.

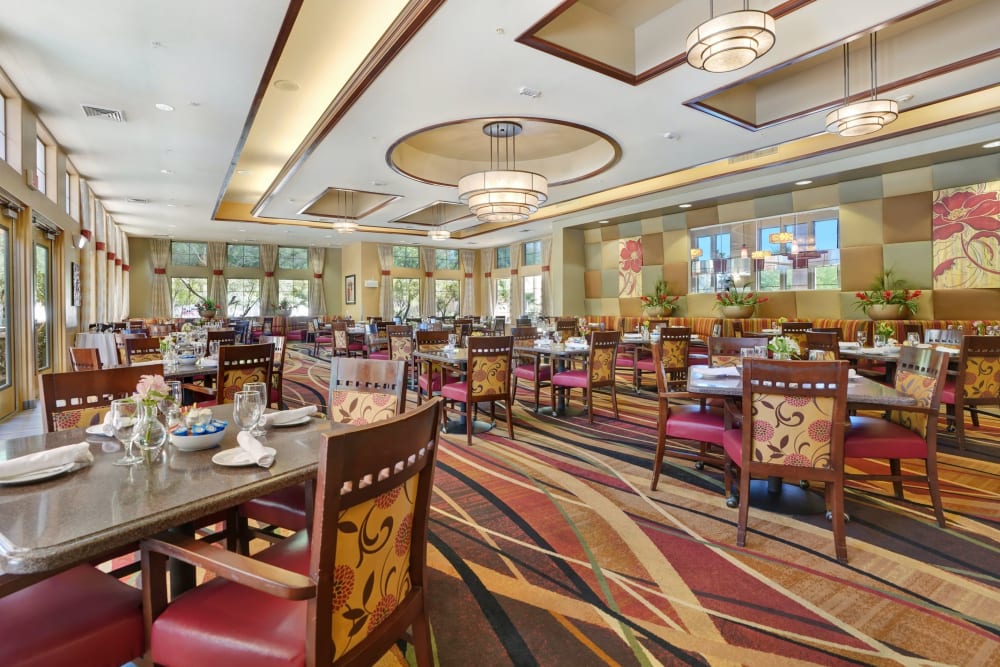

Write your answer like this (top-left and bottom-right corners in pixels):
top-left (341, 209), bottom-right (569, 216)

top-left (39, 364), bottom-right (165, 432)
top-left (415, 329), bottom-right (449, 351)
top-left (491, 315), bottom-right (506, 334)
top-left (889, 346), bottom-right (949, 439)
top-left (207, 329), bottom-right (238, 346)
top-left (124, 336), bottom-right (163, 365)
top-left (69, 347), bottom-right (103, 371)
top-left (208, 342), bottom-right (274, 405)
top-left (327, 357), bottom-right (408, 424)
top-left (330, 321), bottom-right (351, 355)
top-left (810, 327), bottom-right (843, 341)
top-left (708, 336), bottom-right (766, 367)
top-left (555, 318), bottom-right (577, 336)
top-left (652, 326), bottom-right (691, 391)
top-left (779, 321), bottom-right (813, 356)
top-left (259, 334), bottom-right (287, 408)
top-left (385, 325), bottom-right (414, 362)
top-left (587, 330), bottom-right (620, 390)
top-left (805, 331), bottom-right (840, 360)
top-left (510, 326), bottom-right (536, 344)
top-left (925, 328), bottom-right (963, 345)
top-left (463, 335), bottom-right (514, 403)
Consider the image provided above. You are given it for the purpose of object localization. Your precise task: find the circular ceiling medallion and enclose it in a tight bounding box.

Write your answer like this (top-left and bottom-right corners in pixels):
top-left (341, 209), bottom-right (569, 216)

top-left (387, 117), bottom-right (620, 187)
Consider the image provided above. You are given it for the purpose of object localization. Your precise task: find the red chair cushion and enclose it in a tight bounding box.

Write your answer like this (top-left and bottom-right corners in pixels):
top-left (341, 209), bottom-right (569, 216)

top-left (664, 405), bottom-right (725, 444)
top-left (845, 416), bottom-right (929, 459)
top-left (940, 379), bottom-right (956, 405)
top-left (552, 369), bottom-right (589, 389)
top-left (240, 484), bottom-right (308, 532)
top-left (440, 381), bottom-right (469, 402)
top-left (418, 372), bottom-right (444, 392)
top-left (0, 565), bottom-right (144, 667)
top-left (721, 427), bottom-right (743, 464)
top-left (151, 533), bottom-right (310, 667)
top-left (347, 343), bottom-right (364, 351)
top-left (635, 358), bottom-right (657, 373)
top-left (513, 364), bottom-right (551, 381)
top-left (615, 355), bottom-right (635, 368)
top-left (315, 335), bottom-right (332, 344)
top-left (688, 353), bottom-right (709, 365)
top-left (285, 330), bottom-right (305, 341)
top-left (368, 351), bottom-right (390, 360)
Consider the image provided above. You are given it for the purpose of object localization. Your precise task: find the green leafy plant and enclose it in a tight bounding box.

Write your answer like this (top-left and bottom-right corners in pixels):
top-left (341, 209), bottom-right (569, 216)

top-left (767, 336), bottom-right (800, 358)
top-left (854, 269), bottom-right (921, 314)
top-left (639, 280), bottom-right (680, 313)
top-left (715, 285), bottom-right (768, 309)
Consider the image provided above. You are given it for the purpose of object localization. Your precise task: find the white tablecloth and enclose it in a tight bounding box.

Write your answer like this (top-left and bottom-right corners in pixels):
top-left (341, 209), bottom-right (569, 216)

top-left (74, 332), bottom-right (121, 368)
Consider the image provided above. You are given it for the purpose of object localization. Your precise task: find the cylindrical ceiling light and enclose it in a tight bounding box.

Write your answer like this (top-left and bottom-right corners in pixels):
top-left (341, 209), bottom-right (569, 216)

top-left (458, 121), bottom-right (548, 223)
top-left (750, 249), bottom-right (771, 260)
top-left (428, 229), bottom-right (451, 241)
top-left (331, 188), bottom-right (358, 233)
top-left (332, 220), bottom-right (358, 233)
top-left (826, 33), bottom-right (898, 137)
top-left (768, 231), bottom-right (793, 244)
top-left (686, 1), bottom-right (775, 73)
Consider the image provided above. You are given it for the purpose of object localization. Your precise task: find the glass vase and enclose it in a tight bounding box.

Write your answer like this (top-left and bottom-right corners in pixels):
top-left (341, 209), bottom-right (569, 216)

top-left (133, 401), bottom-right (167, 465)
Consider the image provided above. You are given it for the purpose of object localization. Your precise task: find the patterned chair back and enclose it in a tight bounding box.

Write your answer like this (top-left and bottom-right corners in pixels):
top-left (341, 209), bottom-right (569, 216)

top-left (779, 322), bottom-right (813, 358)
top-left (957, 334), bottom-right (1000, 401)
top-left (40, 364), bottom-right (166, 432)
top-left (125, 336), bottom-right (164, 365)
top-left (216, 343), bottom-right (274, 404)
top-left (328, 357), bottom-right (407, 424)
top-left (588, 330), bottom-right (620, 385)
top-left (889, 347), bottom-right (949, 438)
top-left (655, 326), bottom-right (691, 390)
top-left (386, 325), bottom-right (414, 362)
top-left (330, 322), bottom-right (350, 352)
top-left (805, 331), bottom-right (840, 360)
top-left (465, 335), bottom-right (513, 401)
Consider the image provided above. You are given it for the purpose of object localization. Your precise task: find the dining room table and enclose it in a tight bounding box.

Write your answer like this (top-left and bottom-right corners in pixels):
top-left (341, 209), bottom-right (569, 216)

top-left (74, 332), bottom-right (122, 368)
top-left (0, 403), bottom-right (334, 586)
top-left (412, 346), bottom-right (496, 434)
top-left (513, 342), bottom-right (592, 416)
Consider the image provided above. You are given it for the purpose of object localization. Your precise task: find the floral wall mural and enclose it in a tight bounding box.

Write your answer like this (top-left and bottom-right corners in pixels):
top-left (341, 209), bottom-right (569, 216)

top-left (932, 180), bottom-right (1000, 289)
top-left (618, 237), bottom-right (642, 297)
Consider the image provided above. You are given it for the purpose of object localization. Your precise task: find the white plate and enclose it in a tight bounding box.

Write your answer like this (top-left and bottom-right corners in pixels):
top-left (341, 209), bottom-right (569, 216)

top-left (0, 462), bottom-right (78, 485)
top-left (86, 424), bottom-right (114, 436)
top-left (269, 415), bottom-right (311, 428)
top-left (212, 447), bottom-right (276, 467)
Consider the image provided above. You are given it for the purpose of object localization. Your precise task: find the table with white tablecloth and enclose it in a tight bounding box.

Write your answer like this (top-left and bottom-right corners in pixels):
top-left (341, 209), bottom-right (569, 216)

top-left (73, 332), bottom-right (121, 368)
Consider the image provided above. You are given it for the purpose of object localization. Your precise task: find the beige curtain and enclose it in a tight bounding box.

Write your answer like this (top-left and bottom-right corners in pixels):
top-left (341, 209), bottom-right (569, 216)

top-left (481, 248), bottom-right (495, 318)
top-left (509, 243), bottom-right (523, 323)
top-left (207, 241), bottom-right (227, 315)
top-left (120, 232), bottom-right (130, 322)
top-left (540, 237), bottom-right (553, 318)
top-left (105, 221), bottom-right (118, 320)
top-left (460, 249), bottom-right (476, 316)
top-left (377, 244), bottom-right (393, 320)
top-left (419, 247), bottom-right (436, 318)
top-left (112, 225), bottom-right (125, 321)
top-left (308, 247), bottom-right (326, 316)
top-left (94, 202), bottom-right (108, 322)
top-left (80, 182), bottom-right (95, 327)
top-left (150, 238), bottom-right (172, 319)
top-left (260, 243), bottom-right (278, 315)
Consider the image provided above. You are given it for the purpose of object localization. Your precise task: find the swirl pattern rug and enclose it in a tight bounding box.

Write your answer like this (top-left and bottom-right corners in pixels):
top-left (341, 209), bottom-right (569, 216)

top-left (279, 345), bottom-right (1000, 666)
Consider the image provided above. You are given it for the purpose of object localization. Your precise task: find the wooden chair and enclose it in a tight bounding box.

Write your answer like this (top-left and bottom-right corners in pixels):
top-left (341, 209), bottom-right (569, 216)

top-left (554, 318), bottom-right (577, 339)
top-left (40, 364), bottom-right (165, 432)
top-left (124, 335), bottom-right (163, 365)
top-left (441, 335), bottom-right (515, 445)
top-left (491, 315), bottom-right (506, 334)
top-left (707, 336), bottom-right (767, 367)
top-left (925, 328), bottom-right (962, 345)
top-left (941, 334), bottom-right (1000, 449)
top-left (779, 321), bottom-right (813, 358)
top-left (805, 331), bottom-right (840, 360)
top-left (550, 330), bottom-right (620, 423)
top-left (415, 329), bottom-right (451, 405)
top-left (260, 334), bottom-right (287, 408)
top-left (810, 327), bottom-right (843, 341)
top-left (511, 325), bottom-right (550, 411)
top-left (207, 328), bottom-right (239, 346)
top-left (69, 346), bottom-right (103, 371)
top-left (845, 347), bottom-right (949, 525)
top-left (649, 340), bottom-right (726, 491)
top-left (319, 322), bottom-right (364, 359)
top-left (183, 343), bottom-right (274, 406)
top-left (141, 398), bottom-right (442, 667)
top-left (635, 326), bottom-right (690, 392)
top-left (721, 359), bottom-right (850, 562)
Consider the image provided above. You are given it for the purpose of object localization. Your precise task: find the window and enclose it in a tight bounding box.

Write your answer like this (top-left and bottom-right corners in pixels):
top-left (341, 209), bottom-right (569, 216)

top-left (393, 245), bottom-right (419, 269)
top-left (35, 138), bottom-right (46, 195)
top-left (435, 249), bottom-right (459, 270)
top-left (171, 241), bottom-right (207, 267)
top-left (523, 275), bottom-right (542, 317)
top-left (0, 96), bottom-right (6, 162)
top-left (0, 226), bottom-right (8, 387)
top-left (64, 172), bottom-right (71, 216)
top-left (171, 277), bottom-right (208, 317)
top-left (494, 278), bottom-right (510, 318)
top-left (34, 243), bottom-right (51, 371)
top-left (278, 247), bottom-right (308, 269)
top-left (434, 279), bottom-right (459, 317)
top-left (495, 247), bottom-right (510, 269)
top-left (523, 240), bottom-right (542, 266)
top-left (392, 278), bottom-right (420, 319)
top-left (277, 279), bottom-right (309, 315)
top-left (227, 278), bottom-right (260, 317)
top-left (227, 244), bottom-right (260, 268)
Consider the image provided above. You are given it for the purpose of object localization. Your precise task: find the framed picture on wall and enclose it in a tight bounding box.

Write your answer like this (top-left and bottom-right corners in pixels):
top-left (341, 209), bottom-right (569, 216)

top-left (345, 274), bottom-right (356, 304)
top-left (71, 261), bottom-right (81, 306)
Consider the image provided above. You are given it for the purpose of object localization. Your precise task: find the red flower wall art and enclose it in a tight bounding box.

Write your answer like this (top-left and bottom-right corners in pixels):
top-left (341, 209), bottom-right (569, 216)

top-left (618, 237), bottom-right (642, 297)
top-left (932, 181), bottom-right (1000, 288)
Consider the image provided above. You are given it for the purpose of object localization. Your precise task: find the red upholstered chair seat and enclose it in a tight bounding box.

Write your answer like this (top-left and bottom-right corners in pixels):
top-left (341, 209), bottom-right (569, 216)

top-left (440, 380), bottom-right (469, 402)
top-left (0, 565), bottom-right (144, 667)
top-left (688, 352), bottom-right (708, 365)
top-left (348, 342), bottom-right (364, 352)
top-left (551, 369), bottom-right (589, 389)
top-left (314, 335), bottom-right (332, 344)
top-left (513, 363), bottom-right (551, 381)
top-left (845, 416), bottom-right (929, 459)
top-left (635, 357), bottom-right (658, 373)
top-left (239, 484), bottom-right (309, 532)
top-left (615, 354), bottom-right (635, 368)
top-left (721, 427), bottom-right (743, 465)
top-left (940, 379), bottom-right (956, 404)
top-left (150, 533), bottom-right (311, 667)
top-left (665, 405), bottom-right (726, 443)
top-left (418, 371), bottom-right (455, 392)
top-left (285, 329), bottom-right (305, 342)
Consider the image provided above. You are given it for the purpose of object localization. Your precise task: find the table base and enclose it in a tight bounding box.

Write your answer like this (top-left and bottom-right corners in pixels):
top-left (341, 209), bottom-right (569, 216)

top-left (442, 418), bottom-right (493, 435)
top-left (746, 478), bottom-right (827, 515)
top-left (537, 405), bottom-right (587, 418)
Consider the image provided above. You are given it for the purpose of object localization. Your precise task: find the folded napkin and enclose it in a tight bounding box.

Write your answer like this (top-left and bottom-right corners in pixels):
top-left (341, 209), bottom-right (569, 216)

top-left (260, 405), bottom-right (317, 427)
top-left (696, 366), bottom-right (740, 378)
top-left (622, 333), bottom-right (644, 340)
top-left (838, 341), bottom-right (860, 349)
top-left (237, 432), bottom-right (275, 468)
top-left (0, 442), bottom-right (93, 480)
top-left (935, 345), bottom-right (960, 354)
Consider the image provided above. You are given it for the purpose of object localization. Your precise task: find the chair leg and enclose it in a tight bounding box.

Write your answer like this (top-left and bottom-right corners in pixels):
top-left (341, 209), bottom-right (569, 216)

top-left (610, 384), bottom-right (619, 420)
top-left (587, 386), bottom-right (595, 424)
top-left (736, 469), bottom-right (751, 547)
top-left (533, 375), bottom-right (541, 412)
top-left (505, 395), bottom-right (514, 440)
top-left (650, 397), bottom-right (667, 491)
top-left (828, 480), bottom-right (848, 563)
top-left (550, 381), bottom-right (557, 412)
top-left (466, 402), bottom-right (473, 447)
top-left (954, 406), bottom-right (967, 449)
top-left (925, 457), bottom-right (947, 528)
top-left (889, 459), bottom-right (904, 498)
top-left (410, 606), bottom-right (433, 667)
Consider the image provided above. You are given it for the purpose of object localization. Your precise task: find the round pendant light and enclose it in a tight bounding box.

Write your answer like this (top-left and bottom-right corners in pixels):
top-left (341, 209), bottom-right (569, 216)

top-left (686, 2), bottom-right (775, 73)
top-left (826, 33), bottom-right (898, 137)
top-left (458, 122), bottom-right (548, 223)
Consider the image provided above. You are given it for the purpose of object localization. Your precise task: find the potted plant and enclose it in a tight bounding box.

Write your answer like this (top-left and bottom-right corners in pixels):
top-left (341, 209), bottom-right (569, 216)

top-left (853, 269), bottom-right (921, 320)
top-left (767, 335), bottom-right (801, 360)
top-left (639, 280), bottom-right (680, 317)
top-left (715, 285), bottom-right (768, 318)
top-left (274, 298), bottom-right (292, 317)
top-left (196, 298), bottom-right (220, 319)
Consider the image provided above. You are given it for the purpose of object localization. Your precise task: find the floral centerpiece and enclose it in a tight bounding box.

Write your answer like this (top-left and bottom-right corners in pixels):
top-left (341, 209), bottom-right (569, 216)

top-left (853, 269), bottom-right (921, 320)
top-left (874, 321), bottom-right (896, 344)
top-left (196, 298), bottom-right (220, 319)
top-left (715, 285), bottom-right (768, 318)
top-left (132, 374), bottom-right (171, 463)
top-left (768, 336), bottom-right (800, 360)
top-left (639, 280), bottom-right (680, 317)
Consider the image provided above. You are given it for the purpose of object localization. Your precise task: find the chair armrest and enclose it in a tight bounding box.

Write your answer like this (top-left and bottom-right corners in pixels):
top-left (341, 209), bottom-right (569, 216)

top-left (142, 532), bottom-right (316, 601)
top-left (723, 398), bottom-right (743, 428)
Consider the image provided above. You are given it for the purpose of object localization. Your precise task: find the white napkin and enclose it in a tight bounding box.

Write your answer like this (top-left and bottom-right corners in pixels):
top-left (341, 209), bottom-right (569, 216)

top-left (696, 366), bottom-right (740, 378)
top-left (839, 341), bottom-right (860, 349)
top-left (237, 431), bottom-right (275, 468)
top-left (936, 345), bottom-right (960, 354)
top-left (0, 443), bottom-right (93, 480)
top-left (260, 405), bottom-right (317, 427)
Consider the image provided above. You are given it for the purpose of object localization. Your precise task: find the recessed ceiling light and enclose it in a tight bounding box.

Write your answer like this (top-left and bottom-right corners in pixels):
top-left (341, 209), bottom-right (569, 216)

top-left (598, 220), bottom-right (609, 224)
top-left (894, 93), bottom-right (913, 103)
top-left (238, 229), bottom-right (246, 233)
top-left (235, 169), bottom-right (251, 175)
top-left (983, 140), bottom-right (1000, 149)
top-left (166, 203), bottom-right (176, 207)
top-left (160, 169), bottom-right (173, 175)
top-left (679, 203), bottom-right (692, 209)
top-left (154, 103), bottom-right (174, 112)
top-left (168, 224), bottom-right (176, 228)
top-left (795, 179), bottom-right (813, 186)
top-left (273, 79), bottom-right (299, 92)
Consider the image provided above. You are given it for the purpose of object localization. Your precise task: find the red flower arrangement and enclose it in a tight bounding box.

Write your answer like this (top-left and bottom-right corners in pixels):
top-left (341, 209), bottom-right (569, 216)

top-left (715, 286), bottom-right (768, 308)
top-left (640, 280), bottom-right (680, 314)
top-left (853, 270), bottom-right (921, 315)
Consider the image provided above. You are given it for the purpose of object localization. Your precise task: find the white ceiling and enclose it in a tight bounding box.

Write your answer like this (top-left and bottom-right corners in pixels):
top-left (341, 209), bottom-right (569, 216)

top-left (0, 0), bottom-right (997, 250)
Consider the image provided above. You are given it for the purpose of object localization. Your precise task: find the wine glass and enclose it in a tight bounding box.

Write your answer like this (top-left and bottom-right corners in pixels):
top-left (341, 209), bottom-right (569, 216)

top-left (233, 390), bottom-right (264, 435)
top-left (856, 330), bottom-right (867, 347)
top-left (447, 333), bottom-right (458, 349)
top-left (243, 382), bottom-right (269, 435)
top-left (111, 399), bottom-right (142, 466)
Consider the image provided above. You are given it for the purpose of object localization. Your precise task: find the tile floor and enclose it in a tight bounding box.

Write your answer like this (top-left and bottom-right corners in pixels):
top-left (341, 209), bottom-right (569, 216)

top-left (0, 404), bottom-right (43, 439)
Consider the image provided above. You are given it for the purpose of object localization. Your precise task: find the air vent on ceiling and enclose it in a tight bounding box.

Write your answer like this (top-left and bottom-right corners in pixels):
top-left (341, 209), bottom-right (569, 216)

top-left (126, 197), bottom-right (149, 204)
top-left (728, 147), bottom-right (778, 164)
top-left (81, 105), bottom-right (126, 122)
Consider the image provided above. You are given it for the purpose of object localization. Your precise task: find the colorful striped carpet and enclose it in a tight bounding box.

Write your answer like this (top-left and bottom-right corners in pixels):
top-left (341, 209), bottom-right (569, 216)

top-left (281, 346), bottom-right (1000, 666)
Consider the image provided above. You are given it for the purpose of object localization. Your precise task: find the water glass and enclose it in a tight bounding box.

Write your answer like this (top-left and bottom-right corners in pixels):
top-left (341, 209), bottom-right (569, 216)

top-left (907, 332), bottom-right (921, 345)
top-left (856, 331), bottom-right (867, 347)
top-left (233, 391), bottom-right (264, 434)
top-left (160, 381), bottom-right (183, 430)
top-left (243, 381), bottom-right (269, 435)
top-left (208, 340), bottom-right (221, 358)
top-left (111, 399), bottom-right (142, 466)
top-left (753, 344), bottom-right (768, 358)
top-left (739, 348), bottom-right (754, 365)
top-left (874, 334), bottom-right (886, 348)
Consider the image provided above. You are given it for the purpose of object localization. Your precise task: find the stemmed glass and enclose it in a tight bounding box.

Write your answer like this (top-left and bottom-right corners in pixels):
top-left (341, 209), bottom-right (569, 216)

top-left (856, 330), bottom-right (867, 347)
top-left (110, 399), bottom-right (142, 466)
top-left (233, 390), bottom-right (264, 436)
top-left (243, 382), bottom-right (269, 436)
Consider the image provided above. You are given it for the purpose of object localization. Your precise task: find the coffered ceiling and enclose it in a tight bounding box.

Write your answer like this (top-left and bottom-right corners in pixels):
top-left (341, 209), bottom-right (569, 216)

top-left (0, 0), bottom-right (997, 250)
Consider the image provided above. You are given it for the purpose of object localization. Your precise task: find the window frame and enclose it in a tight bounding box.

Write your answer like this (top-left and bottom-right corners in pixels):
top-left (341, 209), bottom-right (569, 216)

top-left (392, 245), bottom-right (419, 269)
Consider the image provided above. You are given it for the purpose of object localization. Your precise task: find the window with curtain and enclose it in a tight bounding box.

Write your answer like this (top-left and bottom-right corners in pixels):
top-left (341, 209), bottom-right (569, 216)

top-left (34, 243), bottom-right (51, 371)
top-left (392, 278), bottom-right (420, 319)
top-left (435, 249), bottom-right (459, 270)
top-left (226, 278), bottom-right (261, 317)
top-left (494, 277), bottom-right (510, 317)
top-left (523, 275), bottom-right (542, 317)
top-left (171, 242), bottom-right (207, 266)
top-left (0, 227), bottom-right (8, 386)
top-left (277, 279), bottom-right (309, 315)
top-left (495, 247), bottom-right (510, 269)
top-left (523, 240), bottom-right (542, 266)
top-left (227, 244), bottom-right (260, 268)
top-left (171, 277), bottom-right (208, 317)
top-left (278, 247), bottom-right (307, 269)
top-left (393, 245), bottom-right (419, 268)
top-left (35, 138), bottom-right (47, 195)
top-left (435, 279), bottom-right (459, 317)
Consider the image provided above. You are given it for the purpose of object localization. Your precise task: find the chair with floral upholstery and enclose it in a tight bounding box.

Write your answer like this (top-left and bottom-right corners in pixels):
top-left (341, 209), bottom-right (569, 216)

top-left (551, 330), bottom-right (620, 423)
top-left (124, 335), bottom-right (164, 365)
top-left (845, 346), bottom-right (949, 525)
top-left (721, 359), bottom-right (850, 562)
top-left (183, 342), bottom-right (274, 406)
top-left (707, 336), bottom-right (766, 367)
top-left (511, 325), bottom-right (550, 411)
top-left (141, 398), bottom-right (442, 667)
top-left (635, 326), bottom-right (690, 393)
top-left (441, 335), bottom-right (515, 445)
top-left (805, 331), bottom-right (840, 360)
top-left (40, 364), bottom-right (166, 432)
top-left (941, 334), bottom-right (1000, 449)
top-left (414, 329), bottom-right (452, 405)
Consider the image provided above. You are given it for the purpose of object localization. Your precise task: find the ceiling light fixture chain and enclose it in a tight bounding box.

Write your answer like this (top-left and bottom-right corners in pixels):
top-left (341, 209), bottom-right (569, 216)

top-left (332, 187), bottom-right (358, 233)
top-left (427, 200), bottom-right (451, 241)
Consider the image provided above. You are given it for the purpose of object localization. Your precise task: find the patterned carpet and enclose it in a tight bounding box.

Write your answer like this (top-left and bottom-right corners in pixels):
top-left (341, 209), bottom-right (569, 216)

top-left (281, 345), bottom-right (1000, 666)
